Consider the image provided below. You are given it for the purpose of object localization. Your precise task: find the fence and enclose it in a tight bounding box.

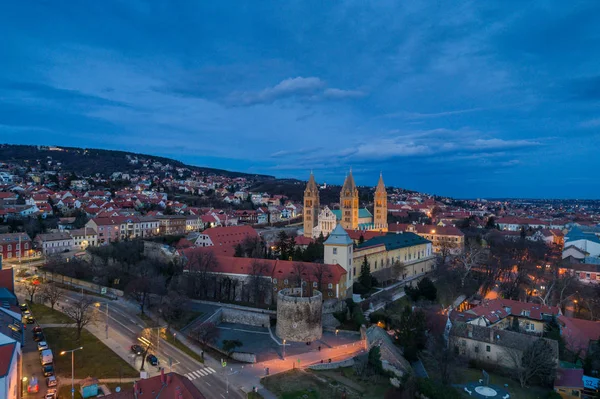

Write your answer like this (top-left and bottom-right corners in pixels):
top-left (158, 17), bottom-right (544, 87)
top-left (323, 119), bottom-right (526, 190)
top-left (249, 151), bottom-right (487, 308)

top-left (42, 271), bottom-right (123, 298)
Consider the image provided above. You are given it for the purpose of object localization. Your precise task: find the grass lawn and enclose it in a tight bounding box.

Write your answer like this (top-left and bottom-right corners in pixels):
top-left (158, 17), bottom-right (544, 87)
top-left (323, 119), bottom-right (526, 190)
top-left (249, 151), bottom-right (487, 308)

top-left (162, 332), bottom-right (204, 363)
top-left (172, 310), bottom-right (203, 331)
top-left (105, 382), bottom-right (134, 394)
top-left (58, 384), bottom-right (83, 399)
top-left (453, 368), bottom-right (552, 399)
top-left (43, 327), bottom-right (138, 379)
top-left (27, 301), bottom-right (73, 324)
top-left (263, 368), bottom-right (392, 399)
top-left (247, 392), bottom-right (263, 399)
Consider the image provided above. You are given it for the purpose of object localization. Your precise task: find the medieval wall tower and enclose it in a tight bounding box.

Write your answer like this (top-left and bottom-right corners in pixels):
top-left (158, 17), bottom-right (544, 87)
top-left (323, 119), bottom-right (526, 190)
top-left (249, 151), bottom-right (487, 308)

top-left (339, 170), bottom-right (359, 230)
top-left (303, 172), bottom-right (320, 238)
top-left (374, 173), bottom-right (388, 231)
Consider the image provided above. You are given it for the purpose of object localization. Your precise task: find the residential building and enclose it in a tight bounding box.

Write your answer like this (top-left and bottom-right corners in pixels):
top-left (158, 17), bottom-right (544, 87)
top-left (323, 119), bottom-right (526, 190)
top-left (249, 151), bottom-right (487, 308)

top-left (0, 193), bottom-right (18, 207)
top-left (388, 223), bottom-right (465, 254)
top-left (449, 322), bottom-right (559, 369)
top-left (0, 333), bottom-right (22, 399)
top-left (563, 227), bottom-right (600, 259)
top-left (558, 315), bottom-right (600, 356)
top-left (69, 228), bottom-right (98, 250)
top-left (193, 225), bottom-right (259, 256)
top-left (156, 215), bottom-right (187, 235)
top-left (0, 233), bottom-right (33, 262)
top-left (559, 262), bottom-right (600, 284)
top-left (34, 232), bottom-right (74, 255)
top-left (449, 298), bottom-right (560, 334)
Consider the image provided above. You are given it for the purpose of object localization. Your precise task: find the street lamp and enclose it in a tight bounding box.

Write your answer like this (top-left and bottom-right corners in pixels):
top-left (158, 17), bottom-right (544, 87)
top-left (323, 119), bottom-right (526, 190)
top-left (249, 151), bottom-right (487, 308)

top-left (60, 346), bottom-right (83, 399)
top-left (282, 339), bottom-right (286, 360)
top-left (95, 302), bottom-right (109, 339)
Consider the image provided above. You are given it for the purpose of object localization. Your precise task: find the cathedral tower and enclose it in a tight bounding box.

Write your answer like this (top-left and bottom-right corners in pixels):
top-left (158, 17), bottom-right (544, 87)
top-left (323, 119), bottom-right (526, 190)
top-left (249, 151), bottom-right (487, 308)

top-left (339, 170), bottom-right (359, 230)
top-left (374, 173), bottom-right (388, 231)
top-left (303, 172), bottom-right (320, 238)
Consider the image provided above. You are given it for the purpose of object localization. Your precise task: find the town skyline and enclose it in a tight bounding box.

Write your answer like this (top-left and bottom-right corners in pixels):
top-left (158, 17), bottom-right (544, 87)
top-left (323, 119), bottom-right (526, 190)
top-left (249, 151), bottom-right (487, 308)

top-left (2, 2), bottom-right (600, 198)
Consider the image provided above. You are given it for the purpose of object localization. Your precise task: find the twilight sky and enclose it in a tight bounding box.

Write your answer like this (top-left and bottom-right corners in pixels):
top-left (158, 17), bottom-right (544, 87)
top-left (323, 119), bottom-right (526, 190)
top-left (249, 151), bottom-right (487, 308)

top-left (1, 1), bottom-right (599, 199)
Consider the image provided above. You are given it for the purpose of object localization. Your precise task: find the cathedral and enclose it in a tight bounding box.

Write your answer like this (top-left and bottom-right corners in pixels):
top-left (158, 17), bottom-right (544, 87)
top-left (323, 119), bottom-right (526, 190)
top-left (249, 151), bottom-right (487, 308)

top-left (303, 170), bottom-right (388, 238)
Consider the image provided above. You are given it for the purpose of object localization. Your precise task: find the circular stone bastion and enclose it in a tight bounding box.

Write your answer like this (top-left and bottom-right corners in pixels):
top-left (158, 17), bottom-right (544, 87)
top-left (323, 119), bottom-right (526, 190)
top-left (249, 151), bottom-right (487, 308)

top-left (276, 288), bottom-right (323, 342)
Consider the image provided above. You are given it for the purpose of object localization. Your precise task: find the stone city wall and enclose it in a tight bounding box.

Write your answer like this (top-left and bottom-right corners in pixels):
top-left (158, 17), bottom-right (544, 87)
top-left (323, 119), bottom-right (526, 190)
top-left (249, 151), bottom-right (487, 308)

top-left (276, 288), bottom-right (323, 342)
top-left (221, 308), bottom-right (270, 327)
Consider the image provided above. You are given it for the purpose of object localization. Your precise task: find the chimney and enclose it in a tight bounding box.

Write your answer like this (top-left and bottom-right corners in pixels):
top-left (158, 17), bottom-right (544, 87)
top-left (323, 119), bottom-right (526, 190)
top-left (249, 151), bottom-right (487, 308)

top-left (161, 368), bottom-right (165, 384)
top-left (167, 375), bottom-right (172, 385)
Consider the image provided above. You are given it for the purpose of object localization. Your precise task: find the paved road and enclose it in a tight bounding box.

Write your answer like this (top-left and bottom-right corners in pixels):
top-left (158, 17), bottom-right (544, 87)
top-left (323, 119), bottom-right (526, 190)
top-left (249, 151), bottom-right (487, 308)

top-left (16, 282), bottom-right (243, 399)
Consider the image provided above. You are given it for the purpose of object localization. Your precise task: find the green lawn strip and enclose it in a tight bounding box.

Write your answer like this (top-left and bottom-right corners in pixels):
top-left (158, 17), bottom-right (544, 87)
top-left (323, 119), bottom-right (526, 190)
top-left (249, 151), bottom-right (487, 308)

top-left (104, 382), bottom-right (134, 394)
top-left (262, 369), bottom-right (354, 399)
top-left (43, 327), bottom-right (138, 379)
top-left (58, 384), bottom-right (83, 399)
top-left (452, 367), bottom-right (551, 399)
top-left (172, 311), bottom-right (203, 331)
top-left (27, 301), bottom-right (74, 324)
top-left (162, 333), bottom-right (204, 363)
top-left (247, 392), bottom-right (264, 399)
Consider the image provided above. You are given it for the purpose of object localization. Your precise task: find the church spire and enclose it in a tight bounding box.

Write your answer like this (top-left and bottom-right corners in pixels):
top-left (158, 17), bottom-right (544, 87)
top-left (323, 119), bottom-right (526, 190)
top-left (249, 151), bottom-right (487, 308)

top-left (375, 172), bottom-right (385, 192)
top-left (342, 169), bottom-right (356, 192)
top-left (306, 170), bottom-right (318, 192)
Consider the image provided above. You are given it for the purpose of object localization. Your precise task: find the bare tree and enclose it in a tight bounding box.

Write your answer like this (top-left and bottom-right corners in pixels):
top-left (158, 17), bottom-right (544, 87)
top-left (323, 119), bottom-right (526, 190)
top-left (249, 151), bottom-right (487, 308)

top-left (185, 250), bottom-right (218, 299)
top-left (502, 339), bottom-right (558, 387)
top-left (535, 274), bottom-right (577, 307)
top-left (455, 242), bottom-right (486, 288)
top-left (312, 262), bottom-right (329, 292)
top-left (24, 280), bottom-right (41, 303)
top-left (40, 282), bottom-right (63, 310)
top-left (160, 290), bottom-right (189, 331)
top-left (246, 260), bottom-right (271, 304)
top-left (193, 322), bottom-right (220, 347)
top-left (63, 296), bottom-right (97, 340)
top-left (291, 262), bottom-right (308, 288)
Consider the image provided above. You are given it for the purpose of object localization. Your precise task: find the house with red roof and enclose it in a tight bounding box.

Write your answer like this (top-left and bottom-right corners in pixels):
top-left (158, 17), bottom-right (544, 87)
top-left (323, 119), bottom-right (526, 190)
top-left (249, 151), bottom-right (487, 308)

top-left (0, 333), bottom-right (21, 399)
top-left (558, 315), bottom-right (600, 355)
top-left (192, 225), bottom-right (259, 257)
top-left (450, 298), bottom-right (560, 335)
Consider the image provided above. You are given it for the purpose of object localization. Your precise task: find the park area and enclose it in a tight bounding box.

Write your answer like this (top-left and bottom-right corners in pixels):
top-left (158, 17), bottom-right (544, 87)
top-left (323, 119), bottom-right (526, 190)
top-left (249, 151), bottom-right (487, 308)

top-left (27, 300), bottom-right (74, 324)
top-left (262, 368), bottom-right (398, 399)
top-left (43, 327), bottom-right (138, 379)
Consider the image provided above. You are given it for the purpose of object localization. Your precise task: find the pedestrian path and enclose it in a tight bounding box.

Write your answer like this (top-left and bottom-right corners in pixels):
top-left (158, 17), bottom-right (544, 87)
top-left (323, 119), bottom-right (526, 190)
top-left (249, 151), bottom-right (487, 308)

top-left (183, 366), bottom-right (216, 381)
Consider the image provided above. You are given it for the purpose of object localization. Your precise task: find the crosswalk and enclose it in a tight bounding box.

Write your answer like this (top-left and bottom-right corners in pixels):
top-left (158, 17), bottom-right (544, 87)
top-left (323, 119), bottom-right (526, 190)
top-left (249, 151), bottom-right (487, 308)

top-left (184, 367), bottom-right (216, 380)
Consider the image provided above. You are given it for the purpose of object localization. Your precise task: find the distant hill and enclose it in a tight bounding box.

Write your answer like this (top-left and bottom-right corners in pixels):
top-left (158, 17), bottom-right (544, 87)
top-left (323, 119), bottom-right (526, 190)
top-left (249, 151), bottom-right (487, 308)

top-left (0, 144), bottom-right (274, 179)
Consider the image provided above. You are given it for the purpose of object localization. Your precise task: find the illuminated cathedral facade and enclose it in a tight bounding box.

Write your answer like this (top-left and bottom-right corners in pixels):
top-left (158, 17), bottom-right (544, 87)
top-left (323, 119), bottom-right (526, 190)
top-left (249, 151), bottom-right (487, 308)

top-left (303, 170), bottom-right (388, 238)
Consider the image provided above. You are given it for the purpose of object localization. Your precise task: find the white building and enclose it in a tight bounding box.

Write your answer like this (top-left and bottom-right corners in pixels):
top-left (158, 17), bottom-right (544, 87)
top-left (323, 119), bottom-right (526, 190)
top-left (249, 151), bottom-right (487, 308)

top-left (69, 228), bottom-right (98, 250)
top-left (312, 206), bottom-right (337, 239)
top-left (34, 232), bottom-right (75, 255)
top-left (0, 333), bottom-right (22, 399)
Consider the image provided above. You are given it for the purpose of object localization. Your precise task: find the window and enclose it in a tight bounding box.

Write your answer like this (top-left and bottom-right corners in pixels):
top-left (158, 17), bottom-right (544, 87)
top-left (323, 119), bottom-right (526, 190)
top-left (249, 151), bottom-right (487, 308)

top-left (273, 287), bottom-right (277, 291)
top-left (333, 248), bottom-right (337, 255)
top-left (313, 282), bottom-right (318, 288)
top-left (474, 346), bottom-right (479, 353)
top-left (328, 292), bottom-right (333, 297)
top-left (7, 244), bottom-right (11, 251)
top-left (486, 345), bottom-right (491, 352)
top-left (24, 243), bottom-right (28, 249)
top-left (328, 283), bottom-right (333, 289)
top-left (273, 278), bottom-right (278, 284)
top-left (284, 279), bottom-right (288, 285)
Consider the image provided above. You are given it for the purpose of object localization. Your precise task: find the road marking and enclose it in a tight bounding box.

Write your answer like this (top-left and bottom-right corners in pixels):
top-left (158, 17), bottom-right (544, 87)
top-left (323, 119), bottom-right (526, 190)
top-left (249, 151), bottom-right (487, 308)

top-left (221, 395), bottom-right (226, 398)
top-left (206, 367), bottom-right (215, 373)
top-left (185, 373), bottom-right (195, 380)
top-left (193, 371), bottom-right (203, 378)
top-left (205, 382), bottom-right (211, 386)
top-left (197, 369), bottom-right (208, 376)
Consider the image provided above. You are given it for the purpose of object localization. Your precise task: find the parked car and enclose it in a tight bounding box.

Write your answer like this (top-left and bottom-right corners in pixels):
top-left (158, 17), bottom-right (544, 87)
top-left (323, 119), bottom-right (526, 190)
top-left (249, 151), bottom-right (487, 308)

top-left (146, 354), bottom-right (159, 366)
top-left (130, 345), bottom-right (143, 355)
top-left (23, 309), bottom-right (31, 317)
top-left (34, 333), bottom-right (45, 342)
top-left (42, 363), bottom-right (54, 377)
top-left (44, 388), bottom-right (57, 399)
top-left (37, 341), bottom-right (48, 351)
top-left (33, 326), bottom-right (42, 334)
top-left (26, 316), bottom-right (35, 324)
top-left (27, 377), bottom-right (39, 393)
top-left (46, 376), bottom-right (57, 388)
top-left (20, 303), bottom-right (28, 311)
top-left (40, 349), bottom-right (53, 365)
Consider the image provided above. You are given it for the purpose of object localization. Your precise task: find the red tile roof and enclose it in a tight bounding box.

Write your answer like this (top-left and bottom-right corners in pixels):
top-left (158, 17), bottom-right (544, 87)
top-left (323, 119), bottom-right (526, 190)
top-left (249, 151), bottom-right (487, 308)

top-left (181, 252), bottom-right (346, 284)
top-left (558, 315), bottom-right (600, 354)
top-left (201, 225), bottom-right (259, 256)
top-left (554, 368), bottom-right (584, 389)
top-left (0, 342), bottom-right (16, 377)
top-left (388, 223), bottom-right (464, 236)
top-left (465, 298), bottom-right (559, 324)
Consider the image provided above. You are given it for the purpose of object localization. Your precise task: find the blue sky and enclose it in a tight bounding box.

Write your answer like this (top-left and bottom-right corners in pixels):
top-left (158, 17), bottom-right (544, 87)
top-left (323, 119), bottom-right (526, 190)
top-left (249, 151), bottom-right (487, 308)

top-left (1, 1), bottom-right (599, 198)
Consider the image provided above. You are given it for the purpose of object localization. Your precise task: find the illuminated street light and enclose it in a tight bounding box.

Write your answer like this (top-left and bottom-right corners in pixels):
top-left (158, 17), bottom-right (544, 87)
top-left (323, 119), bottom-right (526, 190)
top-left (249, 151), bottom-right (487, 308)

top-left (61, 346), bottom-right (83, 399)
